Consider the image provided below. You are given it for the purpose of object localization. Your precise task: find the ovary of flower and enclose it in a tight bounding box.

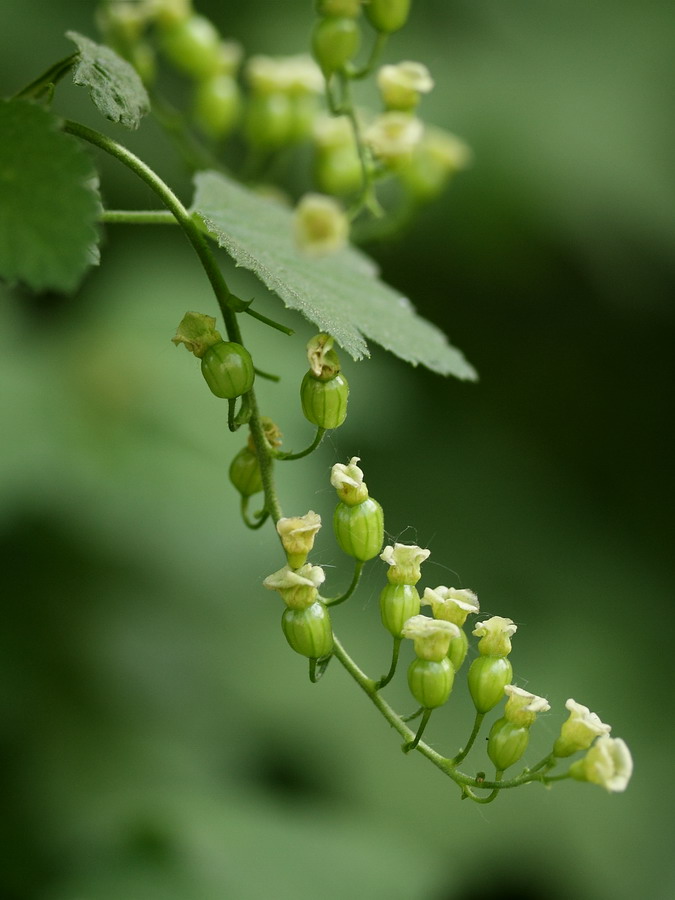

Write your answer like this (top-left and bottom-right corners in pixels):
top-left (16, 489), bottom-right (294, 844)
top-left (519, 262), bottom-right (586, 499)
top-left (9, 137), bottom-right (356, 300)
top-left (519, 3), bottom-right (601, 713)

top-left (276, 511), bottom-right (322, 557)
top-left (553, 699), bottom-right (612, 757)
top-left (401, 614), bottom-right (460, 661)
top-left (422, 586), bottom-right (479, 626)
top-left (503, 684), bottom-right (550, 727)
top-left (472, 615), bottom-right (517, 657)
top-left (365, 112), bottom-right (423, 167)
top-left (572, 735), bottom-right (633, 792)
top-left (377, 61), bottom-right (434, 110)
top-left (293, 193), bottom-right (348, 257)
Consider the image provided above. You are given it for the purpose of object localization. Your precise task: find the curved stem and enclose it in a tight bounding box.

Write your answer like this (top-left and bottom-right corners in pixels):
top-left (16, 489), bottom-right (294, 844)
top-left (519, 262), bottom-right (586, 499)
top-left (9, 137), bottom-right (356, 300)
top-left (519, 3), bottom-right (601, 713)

top-left (63, 120), bottom-right (286, 529)
top-left (274, 427), bottom-right (326, 461)
top-left (309, 655), bottom-right (332, 683)
top-left (401, 706), bottom-right (424, 723)
top-left (240, 497), bottom-right (269, 530)
top-left (253, 366), bottom-right (281, 383)
top-left (463, 771), bottom-right (503, 804)
top-left (243, 306), bottom-right (294, 335)
top-left (451, 712), bottom-right (485, 765)
top-left (13, 53), bottom-right (77, 100)
top-left (403, 708), bottom-right (432, 753)
top-left (323, 559), bottom-right (364, 607)
top-left (376, 636), bottom-right (402, 689)
top-left (100, 209), bottom-right (179, 225)
top-left (347, 32), bottom-right (388, 80)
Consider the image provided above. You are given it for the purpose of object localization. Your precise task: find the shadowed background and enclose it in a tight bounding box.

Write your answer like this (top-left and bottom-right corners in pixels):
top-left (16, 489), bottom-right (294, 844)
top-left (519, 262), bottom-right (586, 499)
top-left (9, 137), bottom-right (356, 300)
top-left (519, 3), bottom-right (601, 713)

top-left (1, 1), bottom-right (673, 898)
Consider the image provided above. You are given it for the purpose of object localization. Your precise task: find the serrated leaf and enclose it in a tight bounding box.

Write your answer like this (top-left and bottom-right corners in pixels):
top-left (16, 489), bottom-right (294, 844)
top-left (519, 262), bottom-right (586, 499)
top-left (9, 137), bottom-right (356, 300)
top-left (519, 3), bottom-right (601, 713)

top-left (0, 99), bottom-right (101, 293)
top-left (192, 172), bottom-right (476, 379)
top-left (67, 31), bottom-right (149, 129)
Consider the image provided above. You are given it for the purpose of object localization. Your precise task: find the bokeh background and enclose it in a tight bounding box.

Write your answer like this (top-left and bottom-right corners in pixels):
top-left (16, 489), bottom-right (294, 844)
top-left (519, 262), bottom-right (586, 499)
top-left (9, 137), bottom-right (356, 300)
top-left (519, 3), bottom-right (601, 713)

top-left (1, 1), bottom-right (673, 898)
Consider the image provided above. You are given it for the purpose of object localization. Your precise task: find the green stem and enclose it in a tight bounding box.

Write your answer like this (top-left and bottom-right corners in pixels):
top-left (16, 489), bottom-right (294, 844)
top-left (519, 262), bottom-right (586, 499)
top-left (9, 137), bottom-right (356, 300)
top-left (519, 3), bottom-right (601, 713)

top-left (463, 771), bottom-right (503, 804)
top-left (347, 32), bottom-right (388, 79)
top-left (240, 497), bottom-right (269, 530)
top-left (451, 712), bottom-right (485, 765)
top-left (337, 74), bottom-right (382, 219)
top-left (323, 559), bottom-right (364, 607)
top-left (401, 706), bottom-right (424, 723)
top-left (100, 209), bottom-right (179, 225)
top-left (309, 655), bottom-right (332, 683)
top-left (13, 53), bottom-right (77, 100)
top-left (376, 636), bottom-right (402, 689)
top-left (253, 366), bottom-right (281, 382)
top-left (149, 88), bottom-right (222, 173)
top-left (403, 708), bottom-right (432, 753)
top-left (274, 427), bottom-right (326, 461)
top-left (63, 119), bottom-right (285, 529)
top-left (243, 307), bottom-right (294, 335)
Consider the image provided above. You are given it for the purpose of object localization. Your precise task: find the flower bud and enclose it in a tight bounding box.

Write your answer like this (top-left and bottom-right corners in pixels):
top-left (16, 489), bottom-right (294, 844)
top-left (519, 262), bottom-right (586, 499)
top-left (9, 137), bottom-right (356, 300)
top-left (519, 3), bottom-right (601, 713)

top-left (400, 127), bottom-right (472, 202)
top-left (159, 14), bottom-right (222, 79)
top-left (401, 615), bottom-right (460, 662)
top-left (473, 616), bottom-right (517, 658)
top-left (553, 699), bottom-right (612, 758)
top-left (315, 145), bottom-right (363, 196)
top-left (263, 563), bottom-right (325, 609)
top-left (334, 497), bottom-right (384, 560)
top-left (569, 735), bottom-right (633, 792)
top-left (276, 511), bottom-right (322, 569)
top-left (229, 446), bottom-right (263, 497)
top-left (364, 0), bottom-right (411, 33)
top-left (244, 92), bottom-right (294, 148)
top-left (331, 456), bottom-right (369, 505)
top-left (380, 543), bottom-right (430, 585)
top-left (151, 0), bottom-right (193, 29)
top-left (312, 16), bottom-right (361, 76)
top-left (301, 372), bottom-right (349, 428)
top-left (447, 629), bottom-right (469, 672)
top-left (282, 601), bottom-right (334, 658)
top-left (377, 61), bottom-right (433, 111)
top-left (379, 583), bottom-right (420, 637)
top-left (193, 73), bottom-right (241, 139)
top-left (408, 658), bottom-right (454, 709)
top-left (316, 0), bottom-right (362, 16)
top-left (467, 655), bottom-right (513, 714)
top-left (294, 193), bottom-right (349, 256)
top-left (487, 719), bottom-right (530, 771)
top-left (503, 685), bottom-right (550, 727)
top-left (200, 342), bottom-right (255, 399)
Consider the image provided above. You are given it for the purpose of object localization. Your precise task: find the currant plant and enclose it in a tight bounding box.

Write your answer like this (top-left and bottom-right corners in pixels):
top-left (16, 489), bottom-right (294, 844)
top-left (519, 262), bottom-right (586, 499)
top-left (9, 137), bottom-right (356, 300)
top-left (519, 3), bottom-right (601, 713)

top-left (0, 0), bottom-right (632, 803)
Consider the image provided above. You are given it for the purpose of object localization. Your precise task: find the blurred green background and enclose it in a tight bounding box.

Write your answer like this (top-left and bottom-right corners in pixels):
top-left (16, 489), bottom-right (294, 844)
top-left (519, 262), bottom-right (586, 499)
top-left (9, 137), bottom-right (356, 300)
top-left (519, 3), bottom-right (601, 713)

top-left (1, 1), bottom-right (673, 898)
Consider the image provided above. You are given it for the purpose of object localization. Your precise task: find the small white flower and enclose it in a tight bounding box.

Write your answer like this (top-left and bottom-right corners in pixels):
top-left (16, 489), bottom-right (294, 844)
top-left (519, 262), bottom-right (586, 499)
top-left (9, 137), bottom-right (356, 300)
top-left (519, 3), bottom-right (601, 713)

top-left (293, 193), bottom-right (349, 257)
top-left (331, 457), bottom-right (369, 505)
top-left (402, 614), bottom-right (459, 661)
top-left (263, 563), bottom-right (325, 609)
top-left (421, 586), bottom-right (479, 626)
top-left (472, 615), bottom-right (517, 657)
top-left (365, 112), bottom-right (423, 167)
top-left (313, 114), bottom-right (355, 150)
top-left (553, 699), bottom-right (612, 757)
top-left (276, 511), bottom-right (322, 565)
top-left (380, 543), bottom-right (430, 585)
top-left (246, 54), bottom-right (323, 95)
top-left (570, 735), bottom-right (633, 793)
top-left (377, 61), bottom-right (434, 110)
top-left (503, 684), bottom-right (550, 727)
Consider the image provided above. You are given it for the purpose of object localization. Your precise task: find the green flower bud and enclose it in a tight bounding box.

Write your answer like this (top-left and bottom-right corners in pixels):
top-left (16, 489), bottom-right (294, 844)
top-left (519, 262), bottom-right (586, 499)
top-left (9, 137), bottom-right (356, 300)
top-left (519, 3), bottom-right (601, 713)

top-left (408, 657), bottom-right (454, 709)
top-left (276, 511), bottom-right (322, 569)
top-left (503, 685), bottom-right (550, 727)
top-left (244, 91), bottom-right (294, 149)
top-left (467, 655), bottom-right (513, 714)
top-left (316, 0), bottom-right (362, 16)
top-left (447, 628), bottom-right (469, 672)
top-left (200, 341), bottom-right (255, 399)
top-left (334, 497), bottom-right (384, 561)
top-left (569, 735), bottom-right (633, 793)
top-left (289, 93), bottom-right (320, 142)
top-left (400, 126), bottom-right (472, 202)
top-left (473, 616), bottom-right (517, 658)
top-left (193, 74), bottom-right (241, 139)
top-left (229, 446), bottom-right (263, 497)
top-left (553, 699), bottom-right (612, 758)
top-left (152, 0), bottom-right (193, 29)
top-left (315, 145), bottom-right (363, 196)
top-left (301, 371), bottom-right (349, 428)
top-left (365, 0), bottom-right (411, 33)
top-left (312, 16), bottom-right (361, 76)
top-left (282, 601), bottom-right (334, 659)
top-left (365, 112), bottom-right (423, 169)
top-left (379, 583), bottom-right (420, 637)
top-left (401, 615), bottom-right (460, 662)
top-left (487, 719), bottom-right (530, 771)
top-left (380, 543), bottom-right (430, 586)
top-left (159, 14), bottom-right (222, 80)
top-left (263, 563), bottom-right (325, 609)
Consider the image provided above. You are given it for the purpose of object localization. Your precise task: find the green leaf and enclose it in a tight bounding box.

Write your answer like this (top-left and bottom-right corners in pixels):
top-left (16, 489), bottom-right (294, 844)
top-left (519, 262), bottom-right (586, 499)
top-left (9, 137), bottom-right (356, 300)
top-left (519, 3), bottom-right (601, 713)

top-left (66, 31), bottom-right (150, 130)
top-left (192, 172), bottom-right (476, 379)
top-left (0, 99), bottom-right (101, 293)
